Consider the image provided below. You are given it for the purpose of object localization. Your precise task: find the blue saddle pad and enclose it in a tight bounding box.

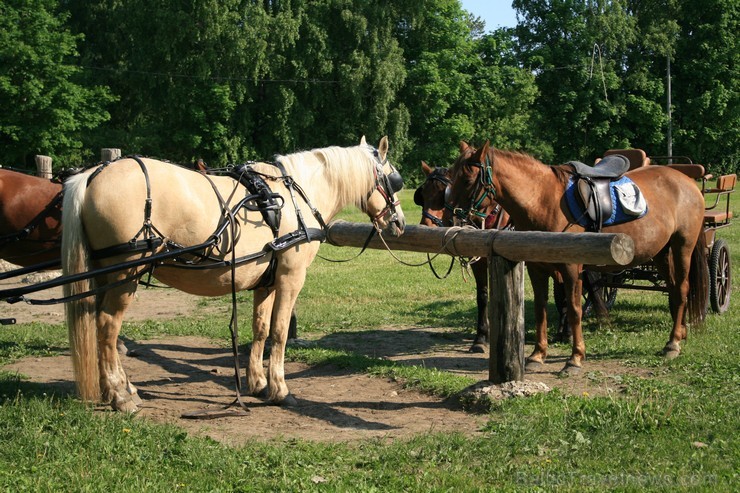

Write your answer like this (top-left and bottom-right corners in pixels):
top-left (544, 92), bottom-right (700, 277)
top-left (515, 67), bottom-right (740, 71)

top-left (565, 176), bottom-right (648, 228)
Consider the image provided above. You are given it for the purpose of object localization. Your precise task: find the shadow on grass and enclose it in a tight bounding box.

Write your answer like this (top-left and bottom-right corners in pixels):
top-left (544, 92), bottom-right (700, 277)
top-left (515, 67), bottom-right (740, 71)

top-left (0, 371), bottom-right (76, 399)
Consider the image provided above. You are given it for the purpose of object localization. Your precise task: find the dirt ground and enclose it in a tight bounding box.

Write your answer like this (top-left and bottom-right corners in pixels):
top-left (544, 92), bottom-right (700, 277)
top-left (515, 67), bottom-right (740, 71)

top-left (1, 270), bottom-right (650, 445)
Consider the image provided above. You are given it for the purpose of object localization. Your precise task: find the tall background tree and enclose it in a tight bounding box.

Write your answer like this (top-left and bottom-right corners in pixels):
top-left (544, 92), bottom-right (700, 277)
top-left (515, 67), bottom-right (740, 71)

top-left (672, 0), bottom-right (738, 173)
top-left (2, 0), bottom-right (735, 176)
top-left (0, 0), bottom-right (113, 167)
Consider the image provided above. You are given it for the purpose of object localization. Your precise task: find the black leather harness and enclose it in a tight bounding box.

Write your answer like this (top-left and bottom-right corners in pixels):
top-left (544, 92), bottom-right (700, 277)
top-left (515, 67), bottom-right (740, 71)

top-left (3, 156), bottom-right (328, 305)
top-left (88, 156), bottom-right (329, 290)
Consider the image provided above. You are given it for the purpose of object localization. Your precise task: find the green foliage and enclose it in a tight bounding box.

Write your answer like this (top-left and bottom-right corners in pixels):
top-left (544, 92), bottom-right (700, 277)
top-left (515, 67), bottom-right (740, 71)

top-left (672, 0), bottom-right (740, 174)
top-left (0, 0), bottom-right (114, 168)
top-left (2, 0), bottom-right (736, 181)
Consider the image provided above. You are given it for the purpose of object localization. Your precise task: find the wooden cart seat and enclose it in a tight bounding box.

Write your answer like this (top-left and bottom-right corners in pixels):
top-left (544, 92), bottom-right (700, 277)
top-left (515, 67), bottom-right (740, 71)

top-left (704, 210), bottom-right (733, 224)
top-left (603, 148), bottom-right (650, 171)
top-left (667, 163), bottom-right (705, 179)
top-left (704, 173), bottom-right (736, 225)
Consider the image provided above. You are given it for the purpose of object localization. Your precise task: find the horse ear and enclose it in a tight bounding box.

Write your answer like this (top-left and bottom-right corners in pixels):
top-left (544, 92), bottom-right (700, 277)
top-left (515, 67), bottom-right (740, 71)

top-left (459, 141), bottom-right (470, 153)
top-left (421, 161), bottom-right (433, 176)
top-left (472, 140), bottom-right (490, 163)
top-left (360, 135), bottom-right (367, 146)
top-left (378, 136), bottom-right (389, 161)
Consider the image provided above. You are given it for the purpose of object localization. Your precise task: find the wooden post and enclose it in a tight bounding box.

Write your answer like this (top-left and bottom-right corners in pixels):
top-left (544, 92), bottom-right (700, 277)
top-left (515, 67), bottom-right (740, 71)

top-left (101, 148), bottom-right (121, 162)
top-left (35, 155), bottom-right (52, 179)
top-left (325, 220), bottom-right (637, 385)
top-left (488, 255), bottom-right (525, 382)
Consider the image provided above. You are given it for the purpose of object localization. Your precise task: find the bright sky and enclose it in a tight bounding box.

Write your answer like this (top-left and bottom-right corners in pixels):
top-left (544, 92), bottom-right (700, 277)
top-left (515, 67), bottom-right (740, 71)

top-left (460, 0), bottom-right (518, 31)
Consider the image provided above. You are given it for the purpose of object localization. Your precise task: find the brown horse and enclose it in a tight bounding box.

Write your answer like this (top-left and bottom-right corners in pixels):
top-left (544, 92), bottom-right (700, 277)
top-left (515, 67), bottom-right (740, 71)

top-left (0, 169), bottom-right (64, 267)
top-left (414, 145), bottom-right (510, 352)
top-left (62, 137), bottom-right (406, 412)
top-left (444, 141), bottom-right (708, 374)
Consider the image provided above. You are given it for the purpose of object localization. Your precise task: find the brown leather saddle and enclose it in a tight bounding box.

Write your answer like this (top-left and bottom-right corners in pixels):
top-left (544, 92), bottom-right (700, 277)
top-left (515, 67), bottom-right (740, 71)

top-left (568, 155), bottom-right (631, 230)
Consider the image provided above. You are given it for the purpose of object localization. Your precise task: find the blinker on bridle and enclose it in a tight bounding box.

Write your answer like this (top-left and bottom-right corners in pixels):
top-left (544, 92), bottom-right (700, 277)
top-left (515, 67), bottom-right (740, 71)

top-left (370, 147), bottom-right (404, 226)
top-left (446, 151), bottom-right (497, 225)
top-left (414, 168), bottom-right (450, 227)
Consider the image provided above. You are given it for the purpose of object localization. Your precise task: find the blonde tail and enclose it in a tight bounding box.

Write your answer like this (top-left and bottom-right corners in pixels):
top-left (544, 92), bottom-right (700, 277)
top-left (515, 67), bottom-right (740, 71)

top-left (62, 173), bottom-right (100, 402)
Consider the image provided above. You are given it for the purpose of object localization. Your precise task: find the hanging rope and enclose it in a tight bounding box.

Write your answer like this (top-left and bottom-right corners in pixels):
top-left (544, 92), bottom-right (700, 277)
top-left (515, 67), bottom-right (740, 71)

top-left (590, 43), bottom-right (609, 103)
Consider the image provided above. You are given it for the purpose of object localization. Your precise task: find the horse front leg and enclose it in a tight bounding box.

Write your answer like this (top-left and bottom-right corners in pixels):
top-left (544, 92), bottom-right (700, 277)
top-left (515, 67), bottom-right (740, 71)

top-left (561, 265), bottom-right (585, 374)
top-left (247, 287), bottom-right (274, 397)
top-left (525, 265), bottom-right (550, 369)
top-left (95, 279), bottom-right (141, 412)
top-left (266, 273), bottom-right (304, 406)
top-left (470, 261), bottom-right (489, 353)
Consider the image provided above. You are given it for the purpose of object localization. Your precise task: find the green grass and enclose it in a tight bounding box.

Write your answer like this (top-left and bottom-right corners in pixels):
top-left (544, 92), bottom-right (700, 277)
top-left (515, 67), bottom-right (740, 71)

top-left (1, 188), bottom-right (738, 491)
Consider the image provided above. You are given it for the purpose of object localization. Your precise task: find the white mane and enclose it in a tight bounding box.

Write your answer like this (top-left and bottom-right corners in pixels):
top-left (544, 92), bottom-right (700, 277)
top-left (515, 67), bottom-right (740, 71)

top-left (274, 145), bottom-right (376, 210)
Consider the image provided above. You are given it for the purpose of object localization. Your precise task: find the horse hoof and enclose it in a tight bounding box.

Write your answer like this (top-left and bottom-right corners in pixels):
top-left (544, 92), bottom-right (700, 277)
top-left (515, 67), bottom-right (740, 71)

top-left (662, 342), bottom-right (681, 360)
top-left (113, 398), bottom-right (139, 414)
top-left (525, 359), bottom-right (544, 372)
top-left (117, 339), bottom-right (128, 356)
top-left (277, 394), bottom-right (298, 407)
top-left (253, 387), bottom-right (269, 399)
top-left (559, 363), bottom-right (582, 377)
top-left (663, 349), bottom-right (681, 360)
top-left (469, 343), bottom-right (488, 354)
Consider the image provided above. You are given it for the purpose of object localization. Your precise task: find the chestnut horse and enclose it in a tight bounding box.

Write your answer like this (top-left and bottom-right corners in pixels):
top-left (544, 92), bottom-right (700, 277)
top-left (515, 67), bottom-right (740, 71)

top-left (414, 148), bottom-right (509, 352)
top-left (0, 169), bottom-right (64, 267)
top-left (62, 137), bottom-right (406, 412)
top-left (445, 141), bottom-right (707, 374)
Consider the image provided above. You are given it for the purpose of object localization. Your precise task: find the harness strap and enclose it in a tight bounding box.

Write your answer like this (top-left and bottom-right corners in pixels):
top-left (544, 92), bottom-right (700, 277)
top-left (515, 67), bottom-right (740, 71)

top-left (0, 258), bottom-right (61, 281)
top-left (0, 192), bottom-right (63, 246)
top-left (2, 239), bottom-right (218, 303)
top-left (91, 238), bottom-right (164, 260)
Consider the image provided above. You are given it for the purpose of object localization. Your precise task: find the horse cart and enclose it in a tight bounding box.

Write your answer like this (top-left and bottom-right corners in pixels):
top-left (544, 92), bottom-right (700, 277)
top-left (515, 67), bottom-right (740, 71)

top-left (560, 148), bottom-right (735, 330)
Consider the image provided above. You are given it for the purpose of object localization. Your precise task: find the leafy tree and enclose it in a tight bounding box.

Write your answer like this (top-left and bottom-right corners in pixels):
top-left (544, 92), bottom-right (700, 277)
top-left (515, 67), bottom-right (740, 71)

top-left (67, 0), bottom-right (410, 168)
top-left (465, 29), bottom-right (543, 157)
top-left (672, 0), bottom-right (739, 173)
top-left (67, 0), bottom-right (265, 165)
top-left (514, 0), bottom-right (645, 163)
top-left (396, 0), bottom-right (541, 179)
top-left (0, 0), bottom-right (113, 168)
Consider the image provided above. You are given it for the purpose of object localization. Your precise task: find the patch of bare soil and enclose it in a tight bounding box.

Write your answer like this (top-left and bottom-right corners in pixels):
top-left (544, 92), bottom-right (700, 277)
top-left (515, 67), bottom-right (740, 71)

top-left (2, 269), bottom-right (654, 445)
top-left (0, 267), bottom-right (210, 324)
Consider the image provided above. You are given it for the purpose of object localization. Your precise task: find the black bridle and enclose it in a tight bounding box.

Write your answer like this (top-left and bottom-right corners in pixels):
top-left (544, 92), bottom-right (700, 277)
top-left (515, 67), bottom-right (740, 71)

top-left (445, 152), bottom-right (497, 227)
top-left (414, 167), bottom-right (450, 227)
top-left (368, 147), bottom-right (404, 229)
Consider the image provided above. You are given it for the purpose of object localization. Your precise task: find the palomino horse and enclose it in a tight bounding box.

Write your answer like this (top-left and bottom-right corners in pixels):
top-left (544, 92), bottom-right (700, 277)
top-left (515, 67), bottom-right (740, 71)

top-left (62, 137), bottom-right (406, 412)
top-left (414, 146), bottom-right (510, 352)
top-left (0, 169), bottom-right (64, 267)
top-left (444, 141), bottom-right (707, 374)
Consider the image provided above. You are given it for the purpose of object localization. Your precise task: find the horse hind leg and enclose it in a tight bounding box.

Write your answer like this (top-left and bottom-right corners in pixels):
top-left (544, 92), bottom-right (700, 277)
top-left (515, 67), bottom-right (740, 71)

top-left (654, 247), bottom-right (692, 359)
top-left (95, 278), bottom-right (141, 412)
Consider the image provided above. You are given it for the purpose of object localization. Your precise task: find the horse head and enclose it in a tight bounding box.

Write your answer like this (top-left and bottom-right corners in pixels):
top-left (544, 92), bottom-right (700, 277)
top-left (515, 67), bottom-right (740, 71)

top-left (414, 161), bottom-right (451, 227)
top-left (362, 135), bottom-right (406, 237)
top-left (443, 141), bottom-right (500, 227)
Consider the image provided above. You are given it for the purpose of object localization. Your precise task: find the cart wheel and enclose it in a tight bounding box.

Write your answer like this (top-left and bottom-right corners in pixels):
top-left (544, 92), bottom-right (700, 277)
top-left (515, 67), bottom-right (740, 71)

top-left (582, 272), bottom-right (618, 318)
top-left (553, 271), bottom-right (618, 341)
top-left (709, 238), bottom-right (731, 313)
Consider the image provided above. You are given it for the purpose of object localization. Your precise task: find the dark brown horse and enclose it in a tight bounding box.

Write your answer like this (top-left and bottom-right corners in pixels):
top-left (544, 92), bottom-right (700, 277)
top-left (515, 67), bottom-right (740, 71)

top-left (414, 143), bottom-right (510, 353)
top-left (0, 169), bottom-right (63, 267)
top-left (445, 142), bottom-right (708, 374)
